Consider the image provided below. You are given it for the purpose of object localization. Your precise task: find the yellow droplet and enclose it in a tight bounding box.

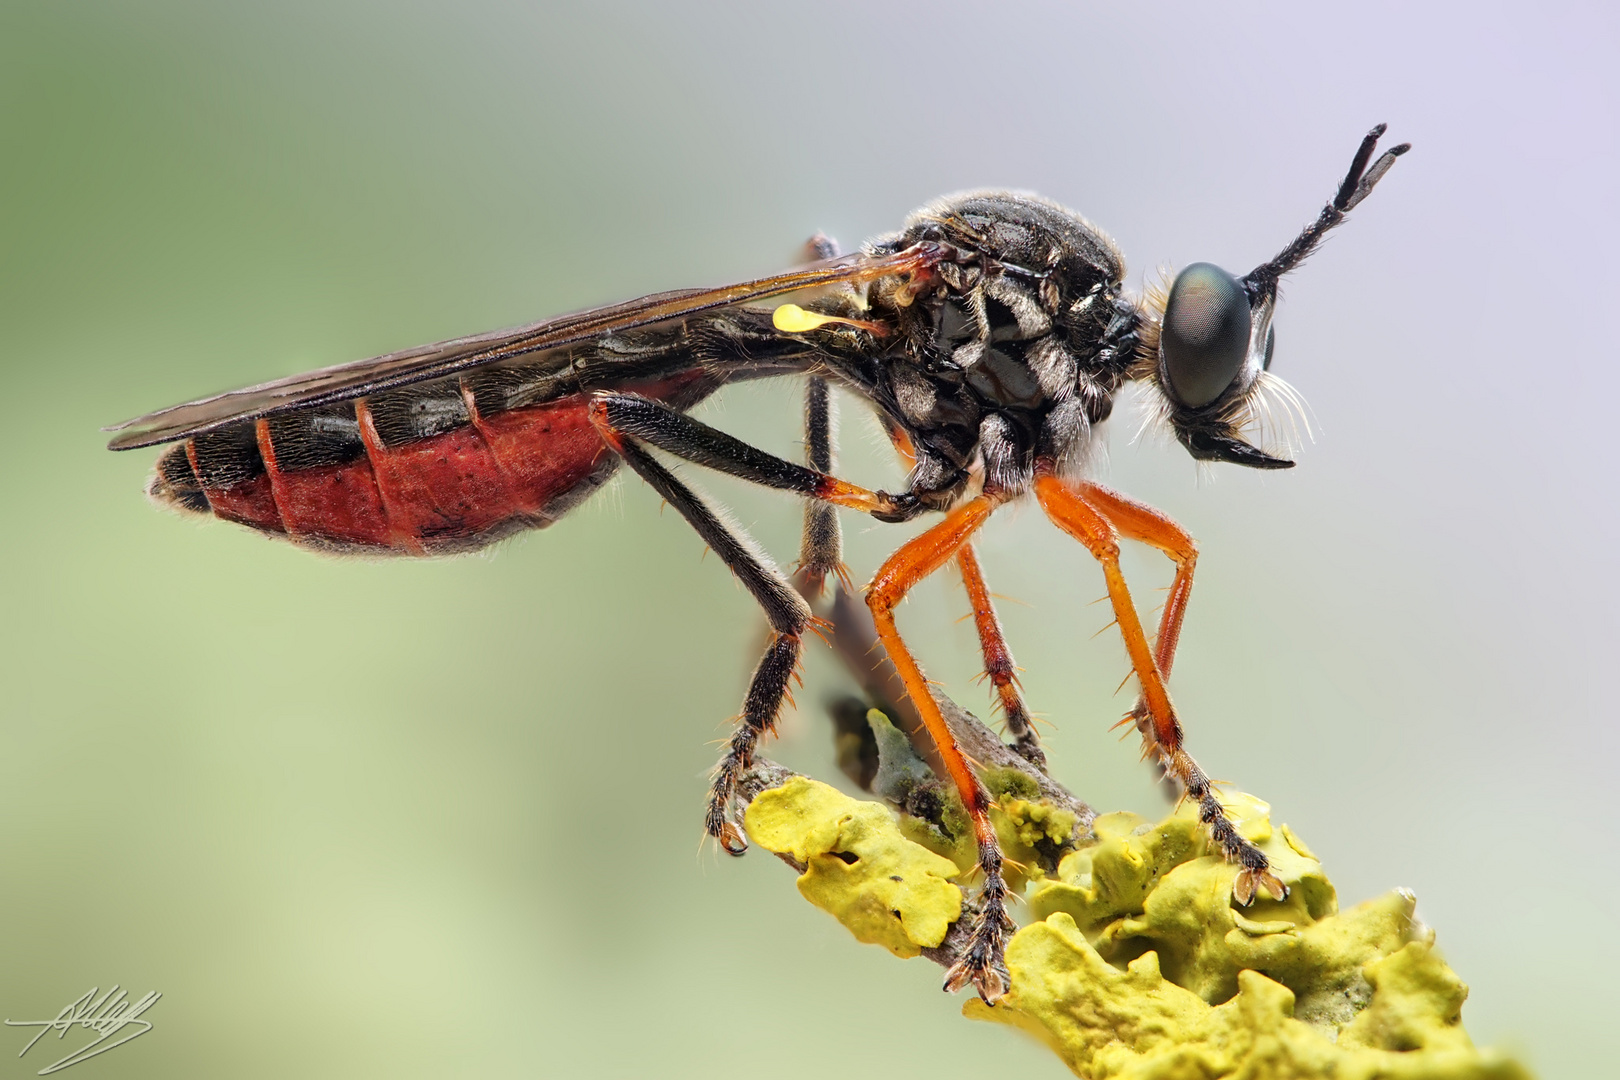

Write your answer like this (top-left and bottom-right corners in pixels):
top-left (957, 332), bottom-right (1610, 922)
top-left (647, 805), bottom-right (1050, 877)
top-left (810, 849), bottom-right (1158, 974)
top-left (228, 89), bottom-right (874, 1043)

top-left (773, 303), bottom-right (839, 333)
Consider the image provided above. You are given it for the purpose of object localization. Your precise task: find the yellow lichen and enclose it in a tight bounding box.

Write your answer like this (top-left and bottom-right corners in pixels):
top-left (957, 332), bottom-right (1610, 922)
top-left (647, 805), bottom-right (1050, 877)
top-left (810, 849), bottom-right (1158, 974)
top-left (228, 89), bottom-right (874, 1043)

top-left (744, 776), bottom-right (962, 957)
top-left (969, 924), bottom-right (1527, 1080)
top-left (897, 796), bottom-right (1078, 894)
top-left (999, 796), bottom-right (1077, 851)
top-left (748, 777), bottom-right (1531, 1079)
top-left (895, 784), bottom-right (1080, 892)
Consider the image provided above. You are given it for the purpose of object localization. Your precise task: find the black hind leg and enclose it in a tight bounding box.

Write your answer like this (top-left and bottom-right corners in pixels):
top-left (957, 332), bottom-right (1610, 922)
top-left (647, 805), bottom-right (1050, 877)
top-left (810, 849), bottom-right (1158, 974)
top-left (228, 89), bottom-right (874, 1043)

top-left (589, 409), bottom-right (825, 852)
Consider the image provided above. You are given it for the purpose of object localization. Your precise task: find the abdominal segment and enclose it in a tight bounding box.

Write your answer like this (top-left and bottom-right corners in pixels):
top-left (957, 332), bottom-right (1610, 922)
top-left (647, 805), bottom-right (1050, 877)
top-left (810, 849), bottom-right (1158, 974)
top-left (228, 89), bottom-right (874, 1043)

top-left (148, 367), bottom-right (711, 555)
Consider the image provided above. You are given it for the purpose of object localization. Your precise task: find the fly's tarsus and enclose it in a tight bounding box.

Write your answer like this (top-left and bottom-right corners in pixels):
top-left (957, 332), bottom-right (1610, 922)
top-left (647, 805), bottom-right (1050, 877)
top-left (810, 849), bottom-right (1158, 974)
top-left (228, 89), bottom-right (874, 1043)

top-left (1167, 747), bottom-right (1289, 905)
top-left (706, 631), bottom-right (807, 857)
top-left (942, 836), bottom-right (1016, 1003)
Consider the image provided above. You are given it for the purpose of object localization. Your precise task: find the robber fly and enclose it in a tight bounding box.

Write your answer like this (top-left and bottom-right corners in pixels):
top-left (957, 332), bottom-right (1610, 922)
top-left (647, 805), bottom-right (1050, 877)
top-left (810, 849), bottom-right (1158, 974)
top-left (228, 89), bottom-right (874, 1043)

top-left (108, 125), bottom-right (1407, 1002)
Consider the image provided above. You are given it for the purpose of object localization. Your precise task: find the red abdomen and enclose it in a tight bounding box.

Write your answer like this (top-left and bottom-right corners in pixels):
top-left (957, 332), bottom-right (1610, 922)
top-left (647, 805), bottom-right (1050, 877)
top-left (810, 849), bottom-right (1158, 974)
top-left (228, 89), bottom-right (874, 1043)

top-left (149, 370), bottom-right (709, 554)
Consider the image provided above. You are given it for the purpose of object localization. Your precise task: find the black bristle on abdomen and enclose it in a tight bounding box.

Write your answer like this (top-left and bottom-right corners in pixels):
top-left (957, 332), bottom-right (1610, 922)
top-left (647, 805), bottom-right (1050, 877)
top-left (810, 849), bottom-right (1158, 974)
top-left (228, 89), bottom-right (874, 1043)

top-left (190, 423), bottom-right (263, 487)
top-left (149, 443), bottom-right (210, 514)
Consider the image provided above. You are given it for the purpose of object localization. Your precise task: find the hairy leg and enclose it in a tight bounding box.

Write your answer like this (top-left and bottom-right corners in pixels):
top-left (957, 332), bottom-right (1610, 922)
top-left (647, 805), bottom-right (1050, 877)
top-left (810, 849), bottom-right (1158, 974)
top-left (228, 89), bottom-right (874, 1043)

top-left (794, 376), bottom-right (847, 597)
top-left (867, 496), bottom-right (1016, 1002)
top-left (1033, 474), bottom-right (1285, 905)
top-left (590, 413), bottom-right (814, 854)
top-left (591, 393), bottom-right (918, 521)
top-left (956, 542), bottom-right (1044, 767)
top-left (1075, 482), bottom-right (1197, 682)
top-left (792, 232), bottom-right (848, 598)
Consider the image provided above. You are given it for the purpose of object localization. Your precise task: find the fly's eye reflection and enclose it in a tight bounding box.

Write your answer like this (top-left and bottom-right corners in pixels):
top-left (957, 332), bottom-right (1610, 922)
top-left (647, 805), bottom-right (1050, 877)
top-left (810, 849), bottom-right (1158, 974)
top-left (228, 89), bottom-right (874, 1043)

top-left (1160, 262), bottom-right (1252, 408)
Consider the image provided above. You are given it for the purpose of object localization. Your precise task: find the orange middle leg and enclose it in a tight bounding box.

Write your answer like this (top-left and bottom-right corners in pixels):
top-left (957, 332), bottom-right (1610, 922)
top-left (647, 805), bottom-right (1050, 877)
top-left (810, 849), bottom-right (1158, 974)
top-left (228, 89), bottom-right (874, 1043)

top-left (956, 542), bottom-right (1043, 767)
top-left (866, 495), bottom-right (1014, 1002)
top-left (1033, 474), bottom-right (1286, 906)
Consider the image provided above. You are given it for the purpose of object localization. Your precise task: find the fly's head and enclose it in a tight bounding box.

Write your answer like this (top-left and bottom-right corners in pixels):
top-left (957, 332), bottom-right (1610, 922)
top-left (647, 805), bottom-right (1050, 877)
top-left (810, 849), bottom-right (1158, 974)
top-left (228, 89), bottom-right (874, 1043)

top-left (1137, 261), bottom-right (1293, 469)
top-left (1137, 124), bottom-right (1409, 470)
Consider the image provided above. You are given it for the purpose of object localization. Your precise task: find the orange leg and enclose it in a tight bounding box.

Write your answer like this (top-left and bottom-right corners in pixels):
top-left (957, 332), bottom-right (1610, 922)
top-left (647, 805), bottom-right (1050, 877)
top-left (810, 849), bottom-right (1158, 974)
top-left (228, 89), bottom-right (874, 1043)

top-left (882, 419), bottom-right (1040, 765)
top-left (1076, 482), bottom-right (1197, 682)
top-left (956, 542), bottom-right (1043, 767)
top-left (1033, 474), bottom-right (1286, 906)
top-left (867, 495), bottom-right (1014, 1002)
top-left (1076, 481), bottom-right (1199, 752)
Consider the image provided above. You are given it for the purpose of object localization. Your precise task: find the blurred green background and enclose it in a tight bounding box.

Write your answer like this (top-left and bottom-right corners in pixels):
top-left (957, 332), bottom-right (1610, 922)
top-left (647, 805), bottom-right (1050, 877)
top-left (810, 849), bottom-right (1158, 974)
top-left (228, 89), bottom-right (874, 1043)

top-left (2, 2), bottom-right (1615, 1076)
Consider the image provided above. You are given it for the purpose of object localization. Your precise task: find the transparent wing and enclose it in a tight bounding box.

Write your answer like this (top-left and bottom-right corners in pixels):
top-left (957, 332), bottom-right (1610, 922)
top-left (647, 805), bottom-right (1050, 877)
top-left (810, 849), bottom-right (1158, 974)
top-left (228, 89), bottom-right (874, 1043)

top-left (106, 244), bottom-right (943, 450)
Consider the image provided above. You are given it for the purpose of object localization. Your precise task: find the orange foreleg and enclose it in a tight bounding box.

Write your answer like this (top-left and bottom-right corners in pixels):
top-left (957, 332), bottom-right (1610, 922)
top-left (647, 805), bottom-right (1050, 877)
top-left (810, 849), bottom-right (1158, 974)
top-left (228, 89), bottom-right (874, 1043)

top-left (1075, 481), bottom-right (1197, 682)
top-left (1033, 474), bottom-right (1285, 906)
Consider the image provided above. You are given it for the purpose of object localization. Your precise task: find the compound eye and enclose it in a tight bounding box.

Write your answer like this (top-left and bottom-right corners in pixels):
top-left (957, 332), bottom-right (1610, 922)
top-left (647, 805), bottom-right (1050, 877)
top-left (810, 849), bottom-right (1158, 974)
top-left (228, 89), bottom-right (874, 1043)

top-left (1160, 262), bottom-right (1252, 408)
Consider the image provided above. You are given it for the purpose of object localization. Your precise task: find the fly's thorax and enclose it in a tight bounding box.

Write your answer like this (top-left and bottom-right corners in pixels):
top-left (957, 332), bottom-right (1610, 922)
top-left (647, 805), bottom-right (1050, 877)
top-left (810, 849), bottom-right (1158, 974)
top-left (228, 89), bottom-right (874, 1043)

top-left (862, 194), bottom-right (1147, 498)
top-left (883, 190), bottom-right (1144, 406)
top-left (896, 190), bottom-right (1126, 291)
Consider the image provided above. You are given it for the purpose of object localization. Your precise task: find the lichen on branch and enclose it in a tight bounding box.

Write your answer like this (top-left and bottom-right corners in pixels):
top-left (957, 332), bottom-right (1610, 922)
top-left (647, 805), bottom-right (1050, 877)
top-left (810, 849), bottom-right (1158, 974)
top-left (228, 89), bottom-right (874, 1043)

top-left (738, 706), bottom-right (1529, 1080)
top-left (746, 775), bottom-right (962, 958)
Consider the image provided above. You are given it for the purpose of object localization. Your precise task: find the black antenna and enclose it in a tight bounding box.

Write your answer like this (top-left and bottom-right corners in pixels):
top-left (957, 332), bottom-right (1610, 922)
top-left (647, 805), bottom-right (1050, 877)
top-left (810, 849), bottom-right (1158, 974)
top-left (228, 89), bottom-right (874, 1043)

top-left (1243, 124), bottom-right (1410, 297)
